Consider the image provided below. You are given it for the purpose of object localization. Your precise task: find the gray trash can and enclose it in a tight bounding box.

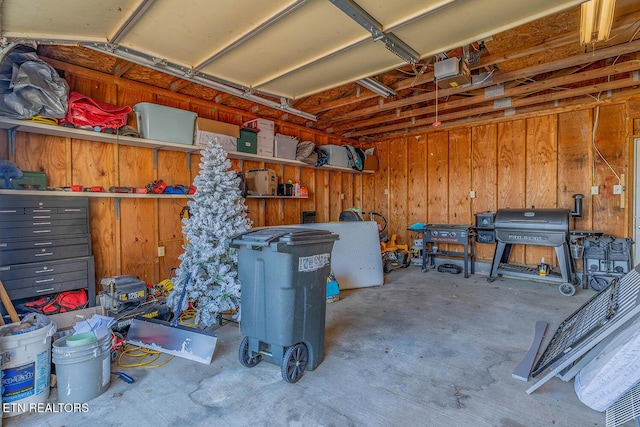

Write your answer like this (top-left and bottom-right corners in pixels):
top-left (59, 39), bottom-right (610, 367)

top-left (230, 227), bottom-right (339, 383)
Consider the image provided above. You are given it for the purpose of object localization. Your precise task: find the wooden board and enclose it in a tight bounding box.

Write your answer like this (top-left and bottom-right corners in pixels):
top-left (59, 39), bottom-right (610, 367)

top-left (472, 124), bottom-right (497, 262)
top-left (407, 134), bottom-right (427, 245)
top-left (448, 128), bottom-right (472, 226)
top-left (388, 136), bottom-right (408, 245)
top-left (592, 104), bottom-right (627, 238)
top-left (497, 120), bottom-right (526, 264)
top-left (525, 115), bottom-right (557, 265)
top-left (328, 170), bottom-right (343, 222)
top-left (427, 132), bottom-right (449, 224)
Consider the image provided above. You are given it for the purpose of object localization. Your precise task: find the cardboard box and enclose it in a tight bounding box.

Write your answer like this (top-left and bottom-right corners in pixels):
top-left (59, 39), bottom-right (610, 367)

top-left (48, 305), bottom-right (106, 332)
top-left (194, 117), bottom-right (240, 151)
top-left (243, 118), bottom-right (275, 138)
top-left (363, 155), bottom-right (379, 171)
top-left (237, 128), bottom-right (258, 154)
top-left (274, 134), bottom-right (298, 160)
top-left (245, 169), bottom-right (277, 196)
top-left (257, 134), bottom-right (274, 157)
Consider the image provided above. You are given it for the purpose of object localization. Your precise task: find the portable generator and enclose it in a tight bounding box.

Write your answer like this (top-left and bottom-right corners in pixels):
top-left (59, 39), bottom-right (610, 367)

top-left (99, 275), bottom-right (171, 334)
top-left (99, 275), bottom-right (148, 313)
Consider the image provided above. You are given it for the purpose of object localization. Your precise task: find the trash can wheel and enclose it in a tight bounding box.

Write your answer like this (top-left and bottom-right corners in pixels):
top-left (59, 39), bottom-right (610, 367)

top-left (238, 336), bottom-right (262, 368)
top-left (281, 343), bottom-right (308, 383)
top-left (559, 282), bottom-right (576, 297)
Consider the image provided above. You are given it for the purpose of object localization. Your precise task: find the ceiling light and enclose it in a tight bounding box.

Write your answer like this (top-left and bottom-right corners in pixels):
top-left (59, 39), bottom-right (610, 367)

top-left (357, 78), bottom-right (396, 97)
top-left (580, 0), bottom-right (616, 44)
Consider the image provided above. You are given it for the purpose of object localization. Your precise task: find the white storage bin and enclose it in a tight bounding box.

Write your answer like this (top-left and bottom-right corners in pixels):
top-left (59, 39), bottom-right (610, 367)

top-left (133, 103), bottom-right (197, 145)
top-left (274, 134), bottom-right (298, 160)
top-left (318, 144), bottom-right (350, 167)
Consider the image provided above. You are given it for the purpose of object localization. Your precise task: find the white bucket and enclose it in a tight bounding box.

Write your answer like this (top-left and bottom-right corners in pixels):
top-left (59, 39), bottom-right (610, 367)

top-left (0, 315), bottom-right (57, 418)
top-left (52, 332), bottom-right (111, 403)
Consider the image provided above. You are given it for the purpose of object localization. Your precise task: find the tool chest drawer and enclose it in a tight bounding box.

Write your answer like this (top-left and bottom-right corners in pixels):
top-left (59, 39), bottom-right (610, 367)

top-left (0, 235), bottom-right (92, 265)
top-left (0, 194), bottom-right (96, 306)
top-left (0, 218), bottom-right (88, 237)
top-left (0, 256), bottom-right (95, 302)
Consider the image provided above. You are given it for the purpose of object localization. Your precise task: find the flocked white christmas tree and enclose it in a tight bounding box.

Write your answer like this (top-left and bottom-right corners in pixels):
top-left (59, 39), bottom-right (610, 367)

top-left (167, 138), bottom-right (251, 327)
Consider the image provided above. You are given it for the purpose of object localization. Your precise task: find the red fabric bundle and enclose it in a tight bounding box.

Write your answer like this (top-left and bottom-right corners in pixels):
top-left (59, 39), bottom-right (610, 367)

top-left (60, 91), bottom-right (132, 130)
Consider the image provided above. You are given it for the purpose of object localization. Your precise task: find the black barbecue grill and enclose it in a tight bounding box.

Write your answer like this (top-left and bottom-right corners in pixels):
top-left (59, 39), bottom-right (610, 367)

top-left (488, 195), bottom-right (584, 296)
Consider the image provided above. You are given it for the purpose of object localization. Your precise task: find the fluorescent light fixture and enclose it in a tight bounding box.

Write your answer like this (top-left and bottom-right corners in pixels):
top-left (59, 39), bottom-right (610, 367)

top-left (580, 0), bottom-right (616, 44)
top-left (357, 78), bottom-right (396, 97)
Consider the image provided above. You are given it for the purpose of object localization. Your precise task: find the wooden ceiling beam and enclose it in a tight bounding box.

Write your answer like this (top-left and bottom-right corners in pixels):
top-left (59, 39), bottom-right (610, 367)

top-left (113, 59), bottom-right (135, 77)
top-left (348, 76), bottom-right (640, 138)
top-left (325, 38), bottom-right (640, 124)
top-left (340, 60), bottom-right (640, 135)
top-left (308, 10), bottom-right (640, 118)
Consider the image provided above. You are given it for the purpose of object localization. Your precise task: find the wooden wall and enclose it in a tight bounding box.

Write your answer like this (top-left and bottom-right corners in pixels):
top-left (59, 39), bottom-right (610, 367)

top-left (370, 100), bottom-right (636, 268)
top-left (1, 70), bottom-right (364, 292)
top-left (3, 63), bottom-right (640, 300)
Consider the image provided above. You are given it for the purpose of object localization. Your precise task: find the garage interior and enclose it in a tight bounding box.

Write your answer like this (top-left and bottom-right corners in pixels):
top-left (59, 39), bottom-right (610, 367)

top-left (2, 0), bottom-right (640, 425)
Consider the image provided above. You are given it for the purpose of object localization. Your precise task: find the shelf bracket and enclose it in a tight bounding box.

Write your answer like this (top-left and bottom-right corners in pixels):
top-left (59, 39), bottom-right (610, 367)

top-left (186, 152), bottom-right (191, 174)
top-left (7, 127), bottom-right (17, 157)
top-left (114, 197), bottom-right (120, 221)
top-left (153, 148), bottom-right (158, 169)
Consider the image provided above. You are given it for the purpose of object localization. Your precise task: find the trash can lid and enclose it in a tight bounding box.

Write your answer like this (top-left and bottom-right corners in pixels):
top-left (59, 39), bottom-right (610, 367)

top-left (230, 227), bottom-right (338, 247)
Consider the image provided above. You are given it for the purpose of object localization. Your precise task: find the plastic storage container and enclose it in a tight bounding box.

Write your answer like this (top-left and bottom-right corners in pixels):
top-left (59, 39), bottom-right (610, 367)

top-left (230, 227), bottom-right (339, 383)
top-left (133, 103), bottom-right (197, 145)
top-left (317, 145), bottom-right (350, 168)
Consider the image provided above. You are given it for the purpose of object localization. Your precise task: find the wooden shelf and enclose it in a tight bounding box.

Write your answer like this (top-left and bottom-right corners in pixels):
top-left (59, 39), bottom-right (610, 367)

top-left (0, 189), bottom-right (190, 199)
top-left (0, 117), bottom-right (373, 173)
top-left (0, 189), bottom-right (309, 200)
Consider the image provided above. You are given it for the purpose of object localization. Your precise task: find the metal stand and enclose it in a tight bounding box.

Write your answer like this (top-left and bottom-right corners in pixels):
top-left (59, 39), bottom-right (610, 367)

top-left (416, 224), bottom-right (475, 278)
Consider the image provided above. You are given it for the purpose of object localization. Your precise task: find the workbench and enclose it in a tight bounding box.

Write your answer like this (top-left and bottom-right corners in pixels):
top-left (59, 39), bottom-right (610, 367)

top-left (411, 224), bottom-right (475, 278)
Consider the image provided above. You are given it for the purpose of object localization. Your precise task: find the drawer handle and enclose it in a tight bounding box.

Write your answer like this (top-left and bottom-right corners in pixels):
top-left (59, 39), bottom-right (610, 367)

top-left (0, 210), bottom-right (18, 213)
top-left (34, 242), bottom-right (53, 246)
top-left (63, 208), bottom-right (82, 212)
top-left (35, 268), bottom-right (54, 273)
top-left (35, 252), bottom-right (53, 257)
top-left (0, 243), bottom-right (6, 248)
top-left (33, 222), bottom-right (51, 226)
top-left (35, 279), bottom-right (54, 284)
top-left (0, 266), bottom-right (9, 271)
top-left (32, 215), bottom-right (52, 219)
top-left (32, 230), bottom-right (52, 234)
top-left (33, 209), bottom-right (52, 213)
top-left (35, 287), bottom-right (55, 292)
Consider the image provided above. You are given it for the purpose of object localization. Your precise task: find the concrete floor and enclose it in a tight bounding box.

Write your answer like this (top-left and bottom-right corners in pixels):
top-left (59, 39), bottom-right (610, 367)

top-left (7, 266), bottom-right (623, 427)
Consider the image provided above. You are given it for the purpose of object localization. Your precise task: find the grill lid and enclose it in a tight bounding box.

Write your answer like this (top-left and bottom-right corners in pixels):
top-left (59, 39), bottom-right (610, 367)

top-left (494, 208), bottom-right (570, 232)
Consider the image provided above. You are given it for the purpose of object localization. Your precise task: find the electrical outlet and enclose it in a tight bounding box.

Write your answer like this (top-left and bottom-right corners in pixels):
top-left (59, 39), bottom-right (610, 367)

top-left (591, 185), bottom-right (599, 195)
top-left (613, 185), bottom-right (623, 195)
top-left (470, 190), bottom-right (476, 198)
top-left (158, 246), bottom-right (165, 257)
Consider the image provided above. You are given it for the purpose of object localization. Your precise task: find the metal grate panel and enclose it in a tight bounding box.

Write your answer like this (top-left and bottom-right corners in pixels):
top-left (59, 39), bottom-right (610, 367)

top-left (531, 277), bottom-right (622, 376)
top-left (527, 265), bottom-right (640, 394)
top-left (606, 381), bottom-right (640, 427)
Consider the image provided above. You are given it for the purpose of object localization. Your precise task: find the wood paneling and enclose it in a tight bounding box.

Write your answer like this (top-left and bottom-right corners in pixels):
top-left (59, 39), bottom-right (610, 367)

top-left (472, 124), bottom-right (497, 261)
top-left (496, 120), bottom-right (526, 264)
top-left (448, 129), bottom-right (472, 225)
top-left (3, 66), bottom-right (640, 299)
top-left (388, 137), bottom-right (408, 245)
top-left (592, 104), bottom-right (627, 238)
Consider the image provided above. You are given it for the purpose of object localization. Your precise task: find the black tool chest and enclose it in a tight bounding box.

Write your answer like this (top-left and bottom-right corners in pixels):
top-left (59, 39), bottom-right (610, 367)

top-left (0, 194), bottom-right (96, 305)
